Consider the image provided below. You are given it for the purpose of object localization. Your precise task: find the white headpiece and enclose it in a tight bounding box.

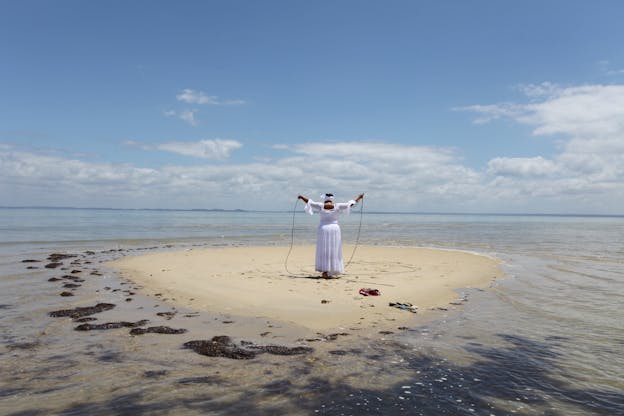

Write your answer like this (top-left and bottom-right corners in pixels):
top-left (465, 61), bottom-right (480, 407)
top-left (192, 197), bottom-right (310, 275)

top-left (322, 193), bottom-right (334, 202)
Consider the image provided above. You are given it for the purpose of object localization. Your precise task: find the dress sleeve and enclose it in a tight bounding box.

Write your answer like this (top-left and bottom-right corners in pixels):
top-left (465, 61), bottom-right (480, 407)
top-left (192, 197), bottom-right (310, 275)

top-left (304, 199), bottom-right (323, 215)
top-left (335, 200), bottom-right (357, 215)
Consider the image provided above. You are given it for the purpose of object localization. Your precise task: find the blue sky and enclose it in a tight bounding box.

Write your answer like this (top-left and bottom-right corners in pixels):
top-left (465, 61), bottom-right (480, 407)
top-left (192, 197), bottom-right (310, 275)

top-left (1, 1), bottom-right (624, 213)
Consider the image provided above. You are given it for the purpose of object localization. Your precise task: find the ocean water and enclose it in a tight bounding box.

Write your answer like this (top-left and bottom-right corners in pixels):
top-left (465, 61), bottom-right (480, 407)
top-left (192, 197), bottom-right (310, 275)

top-left (1, 207), bottom-right (623, 415)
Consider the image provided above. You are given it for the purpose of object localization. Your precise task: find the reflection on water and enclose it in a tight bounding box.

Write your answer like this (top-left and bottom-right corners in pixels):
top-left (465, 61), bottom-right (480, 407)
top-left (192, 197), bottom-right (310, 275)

top-left (1, 209), bottom-right (623, 415)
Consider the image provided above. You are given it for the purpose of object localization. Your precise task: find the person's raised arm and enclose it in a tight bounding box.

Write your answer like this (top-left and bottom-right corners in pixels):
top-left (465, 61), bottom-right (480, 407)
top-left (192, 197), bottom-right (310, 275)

top-left (354, 193), bottom-right (364, 203)
top-left (298, 195), bottom-right (309, 203)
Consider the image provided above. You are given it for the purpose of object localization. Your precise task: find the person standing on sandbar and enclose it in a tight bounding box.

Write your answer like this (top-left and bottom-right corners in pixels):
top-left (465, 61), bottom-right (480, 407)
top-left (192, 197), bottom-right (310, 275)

top-left (297, 192), bottom-right (364, 278)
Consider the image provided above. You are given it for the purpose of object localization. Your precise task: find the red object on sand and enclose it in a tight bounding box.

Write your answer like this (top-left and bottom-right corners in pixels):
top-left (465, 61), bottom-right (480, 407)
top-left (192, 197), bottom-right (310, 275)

top-left (359, 288), bottom-right (381, 296)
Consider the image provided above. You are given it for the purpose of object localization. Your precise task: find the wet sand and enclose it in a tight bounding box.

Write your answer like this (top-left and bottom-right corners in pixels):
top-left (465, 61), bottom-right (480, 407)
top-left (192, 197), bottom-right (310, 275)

top-left (108, 245), bottom-right (503, 332)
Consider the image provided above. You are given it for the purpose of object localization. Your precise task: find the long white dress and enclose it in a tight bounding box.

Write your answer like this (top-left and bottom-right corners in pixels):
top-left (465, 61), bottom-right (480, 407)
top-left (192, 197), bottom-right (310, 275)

top-left (305, 199), bottom-right (356, 276)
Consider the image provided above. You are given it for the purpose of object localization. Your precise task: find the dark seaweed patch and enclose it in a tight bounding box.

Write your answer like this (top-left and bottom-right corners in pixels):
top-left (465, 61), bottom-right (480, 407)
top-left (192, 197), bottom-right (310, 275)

top-left (302, 332), bottom-right (350, 342)
top-left (47, 253), bottom-right (78, 261)
top-left (261, 379), bottom-right (292, 393)
top-left (98, 351), bottom-right (124, 363)
top-left (156, 311), bottom-right (177, 320)
top-left (144, 370), bottom-right (169, 379)
top-left (130, 326), bottom-right (187, 335)
top-left (49, 302), bottom-right (116, 319)
top-left (75, 317), bottom-right (97, 322)
top-left (7, 341), bottom-right (40, 351)
top-left (251, 345), bottom-right (314, 356)
top-left (0, 388), bottom-right (29, 398)
top-left (74, 319), bottom-right (149, 331)
top-left (183, 337), bottom-right (258, 360)
top-left (183, 336), bottom-right (313, 360)
top-left (177, 376), bottom-right (223, 385)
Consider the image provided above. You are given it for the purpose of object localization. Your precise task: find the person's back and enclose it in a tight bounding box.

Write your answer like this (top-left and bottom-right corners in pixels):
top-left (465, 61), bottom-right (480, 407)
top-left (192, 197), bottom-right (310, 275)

top-left (298, 193), bottom-right (364, 278)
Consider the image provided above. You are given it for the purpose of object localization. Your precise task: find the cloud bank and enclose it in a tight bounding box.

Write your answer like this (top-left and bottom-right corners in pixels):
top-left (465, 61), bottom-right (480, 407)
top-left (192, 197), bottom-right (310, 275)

top-left (2, 83), bottom-right (623, 213)
top-left (459, 83), bottom-right (624, 211)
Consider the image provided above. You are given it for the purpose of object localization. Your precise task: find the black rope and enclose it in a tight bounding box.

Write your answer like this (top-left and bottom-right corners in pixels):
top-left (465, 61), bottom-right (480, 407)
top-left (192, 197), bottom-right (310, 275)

top-left (345, 195), bottom-right (364, 269)
top-left (284, 197), bottom-right (299, 275)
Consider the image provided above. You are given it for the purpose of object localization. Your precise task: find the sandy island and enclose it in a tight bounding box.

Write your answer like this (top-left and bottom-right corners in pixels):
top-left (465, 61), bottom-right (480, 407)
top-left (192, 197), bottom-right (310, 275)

top-left (108, 245), bottom-right (503, 332)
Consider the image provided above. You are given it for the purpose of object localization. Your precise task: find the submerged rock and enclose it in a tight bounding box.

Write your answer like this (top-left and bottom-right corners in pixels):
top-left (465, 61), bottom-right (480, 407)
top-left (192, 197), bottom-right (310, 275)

top-left (45, 262), bottom-right (63, 269)
top-left (21, 259), bottom-right (41, 263)
top-left (60, 291), bottom-right (74, 297)
top-left (48, 302), bottom-right (116, 319)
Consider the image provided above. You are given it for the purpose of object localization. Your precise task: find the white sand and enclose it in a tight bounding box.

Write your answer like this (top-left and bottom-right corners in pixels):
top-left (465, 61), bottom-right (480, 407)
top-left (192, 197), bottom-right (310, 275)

top-left (108, 245), bottom-right (502, 332)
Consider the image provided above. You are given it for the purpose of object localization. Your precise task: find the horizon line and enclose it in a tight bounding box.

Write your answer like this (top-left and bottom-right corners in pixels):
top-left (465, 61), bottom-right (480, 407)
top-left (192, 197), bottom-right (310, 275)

top-left (1, 206), bottom-right (623, 218)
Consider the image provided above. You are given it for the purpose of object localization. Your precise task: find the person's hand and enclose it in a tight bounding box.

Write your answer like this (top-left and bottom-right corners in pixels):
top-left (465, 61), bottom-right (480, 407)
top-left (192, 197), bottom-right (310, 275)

top-left (357, 193), bottom-right (365, 201)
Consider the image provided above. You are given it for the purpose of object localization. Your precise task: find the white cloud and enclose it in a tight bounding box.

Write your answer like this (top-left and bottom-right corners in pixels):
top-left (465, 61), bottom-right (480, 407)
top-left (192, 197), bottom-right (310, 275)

top-left (0, 142), bottom-right (486, 210)
top-left (121, 139), bottom-right (243, 160)
top-left (460, 83), bottom-right (624, 211)
top-left (165, 89), bottom-right (245, 126)
top-left (156, 139), bottom-right (242, 160)
top-left (460, 84), bottom-right (624, 138)
top-left (515, 82), bottom-right (560, 99)
top-left (487, 156), bottom-right (560, 178)
top-left (455, 103), bottom-right (526, 124)
top-left (598, 60), bottom-right (624, 76)
top-left (3, 82), bottom-right (624, 213)
top-left (178, 109), bottom-right (198, 126)
top-left (163, 109), bottom-right (198, 126)
top-left (2, 134), bottom-right (623, 212)
top-left (527, 85), bottom-right (624, 137)
top-left (176, 89), bottom-right (245, 106)
top-left (121, 140), bottom-right (152, 151)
